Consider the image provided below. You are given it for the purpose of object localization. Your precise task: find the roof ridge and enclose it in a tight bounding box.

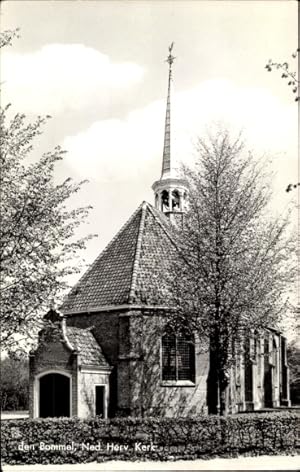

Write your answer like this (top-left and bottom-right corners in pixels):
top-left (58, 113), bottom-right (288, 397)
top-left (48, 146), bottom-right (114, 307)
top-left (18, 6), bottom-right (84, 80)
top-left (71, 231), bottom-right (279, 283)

top-left (61, 202), bottom-right (145, 305)
top-left (67, 325), bottom-right (93, 332)
top-left (146, 203), bottom-right (179, 251)
top-left (128, 201), bottom-right (148, 303)
top-left (62, 318), bottom-right (75, 351)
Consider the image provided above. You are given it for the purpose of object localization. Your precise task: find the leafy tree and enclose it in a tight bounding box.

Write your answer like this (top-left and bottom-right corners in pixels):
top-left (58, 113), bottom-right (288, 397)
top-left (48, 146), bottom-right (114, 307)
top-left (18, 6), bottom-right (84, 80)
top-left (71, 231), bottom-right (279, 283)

top-left (0, 356), bottom-right (29, 411)
top-left (0, 109), bottom-right (95, 353)
top-left (168, 129), bottom-right (295, 415)
top-left (0, 28), bottom-right (20, 49)
top-left (287, 340), bottom-right (300, 405)
top-left (0, 31), bottom-right (95, 353)
top-left (265, 49), bottom-right (299, 193)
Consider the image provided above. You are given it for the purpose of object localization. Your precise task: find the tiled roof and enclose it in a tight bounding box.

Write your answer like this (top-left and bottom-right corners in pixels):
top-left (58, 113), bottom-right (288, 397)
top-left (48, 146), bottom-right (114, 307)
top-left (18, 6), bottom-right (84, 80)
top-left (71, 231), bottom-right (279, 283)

top-left (132, 204), bottom-right (178, 305)
top-left (66, 326), bottom-right (110, 367)
top-left (61, 201), bottom-right (179, 314)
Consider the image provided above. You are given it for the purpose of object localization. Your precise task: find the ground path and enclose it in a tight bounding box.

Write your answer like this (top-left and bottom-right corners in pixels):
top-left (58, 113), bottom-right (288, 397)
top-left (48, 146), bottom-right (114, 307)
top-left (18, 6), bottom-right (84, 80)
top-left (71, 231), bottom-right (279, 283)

top-left (3, 455), bottom-right (299, 471)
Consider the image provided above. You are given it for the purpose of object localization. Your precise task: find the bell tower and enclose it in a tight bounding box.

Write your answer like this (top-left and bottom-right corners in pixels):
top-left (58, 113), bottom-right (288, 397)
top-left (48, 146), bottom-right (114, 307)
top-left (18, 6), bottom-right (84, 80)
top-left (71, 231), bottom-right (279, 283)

top-left (152, 43), bottom-right (188, 219)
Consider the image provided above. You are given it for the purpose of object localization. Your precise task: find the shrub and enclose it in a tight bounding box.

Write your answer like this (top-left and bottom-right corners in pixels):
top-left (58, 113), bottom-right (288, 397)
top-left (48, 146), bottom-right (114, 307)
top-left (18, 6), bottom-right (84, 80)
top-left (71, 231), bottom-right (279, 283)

top-left (1, 412), bottom-right (299, 465)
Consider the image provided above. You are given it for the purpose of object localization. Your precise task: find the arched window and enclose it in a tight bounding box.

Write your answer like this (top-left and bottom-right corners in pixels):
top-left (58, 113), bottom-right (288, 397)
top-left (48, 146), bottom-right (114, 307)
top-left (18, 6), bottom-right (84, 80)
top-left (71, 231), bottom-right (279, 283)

top-left (161, 330), bottom-right (195, 382)
top-left (171, 190), bottom-right (180, 210)
top-left (161, 190), bottom-right (169, 211)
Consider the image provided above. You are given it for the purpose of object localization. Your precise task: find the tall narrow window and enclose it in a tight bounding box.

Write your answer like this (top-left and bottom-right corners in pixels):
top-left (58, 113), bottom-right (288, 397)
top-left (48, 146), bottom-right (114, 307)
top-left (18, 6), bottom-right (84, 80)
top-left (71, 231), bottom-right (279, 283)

top-left (162, 330), bottom-right (195, 382)
top-left (171, 190), bottom-right (180, 210)
top-left (161, 190), bottom-right (169, 211)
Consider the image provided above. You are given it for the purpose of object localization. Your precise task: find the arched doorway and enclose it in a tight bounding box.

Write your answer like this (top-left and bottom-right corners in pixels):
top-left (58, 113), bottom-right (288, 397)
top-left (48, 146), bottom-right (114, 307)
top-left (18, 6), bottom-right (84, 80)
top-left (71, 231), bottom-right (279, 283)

top-left (39, 373), bottom-right (70, 417)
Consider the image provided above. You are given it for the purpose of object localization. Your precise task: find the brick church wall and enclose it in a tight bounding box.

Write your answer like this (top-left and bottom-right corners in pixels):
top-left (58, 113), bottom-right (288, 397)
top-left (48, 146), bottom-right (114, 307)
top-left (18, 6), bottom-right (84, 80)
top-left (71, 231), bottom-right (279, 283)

top-left (67, 309), bottom-right (209, 417)
top-left (67, 311), bottom-right (120, 415)
top-left (60, 309), bottom-right (289, 417)
top-left (118, 310), bottom-right (209, 417)
top-left (67, 312), bottom-right (119, 364)
top-left (227, 330), bottom-right (287, 413)
top-left (77, 371), bottom-right (110, 418)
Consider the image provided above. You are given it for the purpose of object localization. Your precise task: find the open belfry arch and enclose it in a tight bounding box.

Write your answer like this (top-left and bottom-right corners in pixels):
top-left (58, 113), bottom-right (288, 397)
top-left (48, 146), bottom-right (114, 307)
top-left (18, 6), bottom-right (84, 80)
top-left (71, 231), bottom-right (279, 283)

top-left (29, 45), bottom-right (290, 418)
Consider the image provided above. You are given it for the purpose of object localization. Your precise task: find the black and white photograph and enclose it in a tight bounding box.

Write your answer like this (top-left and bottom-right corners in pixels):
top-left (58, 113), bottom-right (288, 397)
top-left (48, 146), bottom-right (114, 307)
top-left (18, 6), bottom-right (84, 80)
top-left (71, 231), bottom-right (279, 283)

top-left (0, 0), bottom-right (299, 470)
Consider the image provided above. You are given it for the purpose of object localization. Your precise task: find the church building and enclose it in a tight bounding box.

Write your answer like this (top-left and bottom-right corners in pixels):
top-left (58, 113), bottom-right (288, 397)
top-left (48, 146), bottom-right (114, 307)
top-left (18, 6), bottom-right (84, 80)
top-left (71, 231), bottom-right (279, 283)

top-left (29, 46), bottom-right (290, 419)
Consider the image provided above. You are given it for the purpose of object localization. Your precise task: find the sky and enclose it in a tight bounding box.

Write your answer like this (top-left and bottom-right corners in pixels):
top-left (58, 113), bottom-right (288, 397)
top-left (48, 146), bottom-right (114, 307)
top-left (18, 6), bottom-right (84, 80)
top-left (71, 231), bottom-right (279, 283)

top-left (1, 0), bottom-right (298, 288)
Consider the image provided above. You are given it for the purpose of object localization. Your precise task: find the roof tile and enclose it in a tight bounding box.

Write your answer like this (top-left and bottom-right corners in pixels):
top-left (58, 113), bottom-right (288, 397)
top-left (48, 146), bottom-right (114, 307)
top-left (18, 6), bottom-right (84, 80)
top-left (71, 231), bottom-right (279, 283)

top-left (61, 202), bottom-right (178, 314)
top-left (66, 326), bottom-right (110, 367)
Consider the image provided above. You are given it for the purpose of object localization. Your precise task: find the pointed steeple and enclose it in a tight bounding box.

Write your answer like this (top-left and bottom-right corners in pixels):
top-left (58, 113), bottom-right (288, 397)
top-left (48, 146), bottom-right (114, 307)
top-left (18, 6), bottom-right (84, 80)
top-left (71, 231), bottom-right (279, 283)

top-left (161, 42), bottom-right (175, 178)
top-left (152, 43), bottom-right (188, 221)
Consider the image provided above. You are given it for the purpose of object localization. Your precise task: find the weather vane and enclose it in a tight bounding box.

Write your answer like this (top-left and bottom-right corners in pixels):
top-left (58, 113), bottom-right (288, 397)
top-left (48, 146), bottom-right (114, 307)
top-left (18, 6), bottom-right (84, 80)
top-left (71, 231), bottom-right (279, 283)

top-left (166, 42), bottom-right (176, 67)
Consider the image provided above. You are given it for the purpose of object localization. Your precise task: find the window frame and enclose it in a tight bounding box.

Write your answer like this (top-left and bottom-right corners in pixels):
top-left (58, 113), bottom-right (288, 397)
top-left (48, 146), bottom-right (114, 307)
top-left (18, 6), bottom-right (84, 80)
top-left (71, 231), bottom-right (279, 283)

top-left (160, 330), bottom-right (196, 387)
top-left (94, 383), bottom-right (108, 418)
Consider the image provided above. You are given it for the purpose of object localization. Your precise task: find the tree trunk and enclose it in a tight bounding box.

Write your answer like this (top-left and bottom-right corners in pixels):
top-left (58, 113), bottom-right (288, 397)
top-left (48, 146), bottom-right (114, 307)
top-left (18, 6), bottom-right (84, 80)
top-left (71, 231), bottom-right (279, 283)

top-left (219, 373), bottom-right (229, 416)
top-left (207, 344), bottom-right (219, 414)
top-left (207, 336), bottom-right (230, 415)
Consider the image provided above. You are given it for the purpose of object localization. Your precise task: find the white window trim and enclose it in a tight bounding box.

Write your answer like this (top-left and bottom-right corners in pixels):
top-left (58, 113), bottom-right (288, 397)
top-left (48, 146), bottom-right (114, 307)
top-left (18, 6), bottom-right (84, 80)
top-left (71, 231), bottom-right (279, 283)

top-left (161, 380), bottom-right (195, 387)
top-left (34, 370), bottom-right (72, 418)
top-left (94, 383), bottom-right (109, 419)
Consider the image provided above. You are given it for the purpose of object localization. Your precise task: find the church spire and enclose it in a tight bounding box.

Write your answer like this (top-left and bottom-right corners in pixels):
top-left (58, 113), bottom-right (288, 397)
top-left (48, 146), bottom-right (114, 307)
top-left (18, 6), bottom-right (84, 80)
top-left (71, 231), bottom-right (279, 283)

top-left (161, 42), bottom-right (175, 178)
top-left (152, 43), bottom-right (188, 221)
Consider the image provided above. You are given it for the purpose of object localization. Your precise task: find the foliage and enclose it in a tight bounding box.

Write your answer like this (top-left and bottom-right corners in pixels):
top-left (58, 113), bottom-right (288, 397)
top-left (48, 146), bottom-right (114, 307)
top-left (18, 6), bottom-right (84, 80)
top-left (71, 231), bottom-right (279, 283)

top-left (167, 129), bottom-right (295, 415)
top-left (285, 183), bottom-right (300, 193)
top-left (0, 356), bottom-right (29, 411)
top-left (287, 340), bottom-right (300, 405)
top-left (0, 31), bottom-right (96, 353)
top-left (1, 412), bottom-right (299, 464)
top-left (265, 49), bottom-right (299, 192)
top-left (265, 49), bottom-right (299, 102)
top-left (0, 108), bottom-right (95, 353)
top-left (0, 29), bottom-right (20, 49)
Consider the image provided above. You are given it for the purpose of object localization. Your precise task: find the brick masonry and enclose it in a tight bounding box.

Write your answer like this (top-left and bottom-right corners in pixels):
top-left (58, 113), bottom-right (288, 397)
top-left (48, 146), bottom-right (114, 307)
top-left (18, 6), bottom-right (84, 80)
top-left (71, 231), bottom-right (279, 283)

top-left (29, 309), bottom-right (290, 418)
